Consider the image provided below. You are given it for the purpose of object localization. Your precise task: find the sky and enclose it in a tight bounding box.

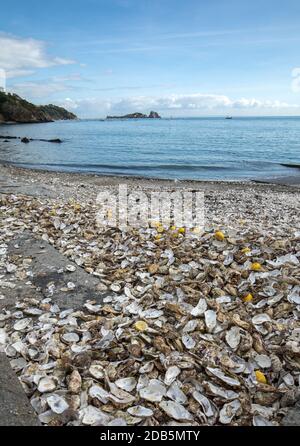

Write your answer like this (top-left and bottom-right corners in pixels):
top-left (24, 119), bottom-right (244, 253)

top-left (1, 0), bottom-right (300, 117)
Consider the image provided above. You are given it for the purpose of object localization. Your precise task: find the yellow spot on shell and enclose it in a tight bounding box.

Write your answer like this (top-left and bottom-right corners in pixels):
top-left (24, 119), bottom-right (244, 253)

top-left (156, 225), bottom-right (164, 233)
top-left (251, 262), bottom-right (262, 271)
top-left (255, 370), bottom-right (267, 384)
top-left (134, 321), bottom-right (148, 332)
top-left (170, 225), bottom-right (176, 231)
top-left (243, 293), bottom-right (253, 303)
top-left (215, 231), bottom-right (225, 241)
top-left (155, 234), bottom-right (162, 240)
top-left (151, 221), bottom-right (161, 228)
top-left (178, 227), bottom-right (185, 234)
top-left (241, 247), bottom-right (251, 254)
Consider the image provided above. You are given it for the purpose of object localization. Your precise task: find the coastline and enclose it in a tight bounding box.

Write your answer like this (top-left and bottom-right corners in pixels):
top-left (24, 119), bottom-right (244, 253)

top-left (1, 162), bottom-right (300, 201)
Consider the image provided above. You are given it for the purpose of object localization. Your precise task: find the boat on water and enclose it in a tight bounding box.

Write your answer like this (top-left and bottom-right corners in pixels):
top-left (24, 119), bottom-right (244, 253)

top-left (225, 116), bottom-right (233, 119)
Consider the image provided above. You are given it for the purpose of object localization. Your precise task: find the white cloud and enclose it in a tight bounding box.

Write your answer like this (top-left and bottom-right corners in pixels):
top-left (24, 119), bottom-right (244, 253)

top-left (292, 67), bottom-right (300, 93)
top-left (0, 33), bottom-right (75, 78)
top-left (56, 93), bottom-right (300, 118)
top-left (10, 81), bottom-right (70, 98)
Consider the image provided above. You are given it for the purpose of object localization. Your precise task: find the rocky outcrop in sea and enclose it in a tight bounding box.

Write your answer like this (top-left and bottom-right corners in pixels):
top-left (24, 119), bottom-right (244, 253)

top-left (106, 111), bottom-right (161, 119)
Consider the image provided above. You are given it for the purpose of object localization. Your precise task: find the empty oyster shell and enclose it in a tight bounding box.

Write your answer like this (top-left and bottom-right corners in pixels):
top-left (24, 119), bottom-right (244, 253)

top-left (182, 320), bottom-right (198, 333)
top-left (89, 363), bottom-right (104, 379)
top-left (80, 405), bottom-right (112, 425)
top-left (164, 366), bottom-right (181, 386)
top-left (115, 377), bottom-right (136, 392)
top-left (127, 406), bottom-right (154, 418)
top-left (219, 400), bottom-right (241, 424)
top-left (225, 327), bottom-right (241, 350)
top-left (166, 382), bottom-right (187, 404)
top-left (254, 354), bottom-right (271, 369)
top-left (89, 385), bottom-right (109, 404)
top-left (46, 394), bottom-right (69, 414)
top-left (159, 401), bottom-right (193, 421)
top-left (206, 367), bottom-right (240, 388)
top-left (139, 379), bottom-right (166, 402)
top-left (190, 298), bottom-right (207, 316)
top-left (61, 332), bottom-right (80, 344)
top-left (205, 310), bottom-right (217, 332)
top-left (252, 314), bottom-right (272, 325)
top-left (192, 391), bottom-right (214, 417)
top-left (181, 334), bottom-right (196, 350)
top-left (13, 318), bottom-right (32, 331)
top-left (38, 377), bottom-right (57, 393)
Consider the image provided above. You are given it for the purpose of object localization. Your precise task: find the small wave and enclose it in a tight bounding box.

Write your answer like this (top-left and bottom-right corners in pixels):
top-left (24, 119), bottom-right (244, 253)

top-left (0, 160), bottom-right (235, 172)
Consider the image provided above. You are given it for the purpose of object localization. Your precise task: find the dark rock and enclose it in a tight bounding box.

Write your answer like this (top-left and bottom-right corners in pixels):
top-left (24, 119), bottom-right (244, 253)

top-left (8, 232), bottom-right (109, 310)
top-left (1, 135), bottom-right (63, 144)
top-left (106, 111), bottom-right (161, 119)
top-left (107, 112), bottom-right (148, 119)
top-left (0, 135), bottom-right (19, 139)
top-left (47, 138), bottom-right (62, 143)
top-left (0, 353), bottom-right (40, 426)
top-left (148, 111), bottom-right (161, 119)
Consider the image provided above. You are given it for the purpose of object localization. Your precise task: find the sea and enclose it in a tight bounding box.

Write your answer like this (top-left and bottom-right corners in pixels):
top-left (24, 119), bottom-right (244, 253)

top-left (1, 117), bottom-right (300, 181)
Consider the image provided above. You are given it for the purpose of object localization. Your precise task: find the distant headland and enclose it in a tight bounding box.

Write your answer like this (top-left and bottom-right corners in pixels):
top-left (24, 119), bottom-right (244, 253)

top-left (0, 91), bottom-right (77, 124)
top-left (106, 111), bottom-right (161, 120)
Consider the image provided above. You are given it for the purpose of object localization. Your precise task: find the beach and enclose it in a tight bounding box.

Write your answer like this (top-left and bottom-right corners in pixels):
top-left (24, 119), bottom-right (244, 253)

top-left (0, 163), bottom-right (300, 426)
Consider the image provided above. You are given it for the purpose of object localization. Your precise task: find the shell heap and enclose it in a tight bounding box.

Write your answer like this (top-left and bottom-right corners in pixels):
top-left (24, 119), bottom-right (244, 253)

top-left (0, 191), bottom-right (300, 426)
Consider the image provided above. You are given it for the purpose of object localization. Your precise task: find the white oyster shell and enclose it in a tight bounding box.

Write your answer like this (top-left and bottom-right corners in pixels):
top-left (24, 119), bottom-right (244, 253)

top-left (159, 401), bottom-right (193, 421)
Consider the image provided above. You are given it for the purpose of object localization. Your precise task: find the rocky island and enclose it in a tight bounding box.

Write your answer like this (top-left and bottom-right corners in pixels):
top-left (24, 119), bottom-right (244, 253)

top-left (0, 91), bottom-right (77, 124)
top-left (106, 110), bottom-right (161, 119)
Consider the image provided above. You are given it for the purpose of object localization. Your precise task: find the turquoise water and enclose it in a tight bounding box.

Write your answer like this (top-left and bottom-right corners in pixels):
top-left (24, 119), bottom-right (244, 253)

top-left (0, 117), bottom-right (300, 180)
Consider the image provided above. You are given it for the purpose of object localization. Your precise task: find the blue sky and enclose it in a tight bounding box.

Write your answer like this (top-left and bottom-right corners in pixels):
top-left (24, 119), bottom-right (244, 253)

top-left (1, 0), bottom-right (300, 117)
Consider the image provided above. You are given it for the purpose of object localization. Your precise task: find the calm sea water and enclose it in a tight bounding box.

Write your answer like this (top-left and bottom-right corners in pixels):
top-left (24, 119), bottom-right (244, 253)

top-left (1, 117), bottom-right (300, 181)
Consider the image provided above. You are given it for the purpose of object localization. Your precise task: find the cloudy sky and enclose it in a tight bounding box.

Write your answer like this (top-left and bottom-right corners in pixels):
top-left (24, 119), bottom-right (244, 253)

top-left (1, 0), bottom-right (300, 117)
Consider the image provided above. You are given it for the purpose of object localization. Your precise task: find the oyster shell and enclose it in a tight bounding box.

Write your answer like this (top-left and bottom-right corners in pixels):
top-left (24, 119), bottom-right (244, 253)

top-left (139, 379), bottom-right (166, 402)
top-left (159, 401), bottom-right (193, 421)
top-left (46, 394), bottom-right (69, 414)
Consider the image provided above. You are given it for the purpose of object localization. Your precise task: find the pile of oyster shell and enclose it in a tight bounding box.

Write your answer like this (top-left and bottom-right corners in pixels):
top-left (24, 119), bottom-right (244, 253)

top-left (0, 192), bottom-right (300, 426)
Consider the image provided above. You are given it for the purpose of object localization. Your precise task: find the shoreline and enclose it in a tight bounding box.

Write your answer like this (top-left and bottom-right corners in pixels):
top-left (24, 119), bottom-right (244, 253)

top-left (1, 162), bottom-right (300, 199)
